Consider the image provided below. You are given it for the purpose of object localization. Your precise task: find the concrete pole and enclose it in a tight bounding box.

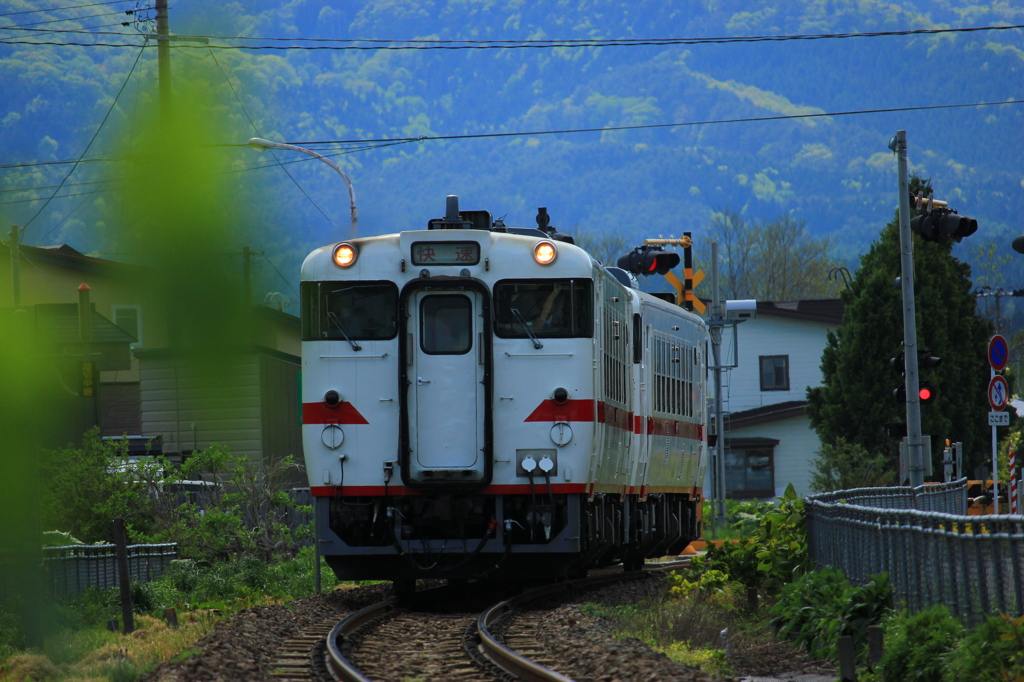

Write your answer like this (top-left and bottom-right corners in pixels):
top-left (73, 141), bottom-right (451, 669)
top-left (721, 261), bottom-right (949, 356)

top-left (156, 0), bottom-right (171, 122)
top-left (894, 130), bottom-right (926, 487)
top-left (710, 241), bottom-right (726, 522)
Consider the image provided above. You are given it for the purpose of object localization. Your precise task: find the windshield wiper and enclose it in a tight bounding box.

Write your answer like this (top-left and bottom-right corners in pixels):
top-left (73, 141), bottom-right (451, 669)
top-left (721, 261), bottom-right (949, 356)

top-left (327, 311), bottom-right (362, 351)
top-left (510, 308), bottom-right (543, 349)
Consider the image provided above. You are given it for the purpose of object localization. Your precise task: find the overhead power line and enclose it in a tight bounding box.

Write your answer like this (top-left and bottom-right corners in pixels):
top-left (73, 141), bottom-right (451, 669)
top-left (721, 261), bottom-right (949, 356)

top-left (25, 39), bottom-right (147, 242)
top-left (288, 99), bottom-right (1024, 147)
top-left (0, 0), bottom-right (132, 18)
top-left (2, 8), bottom-right (142, 28)
top-left (4, 98), bottom-right (1019, 204)
top-left (2, 22), bottom-right (1021, 49)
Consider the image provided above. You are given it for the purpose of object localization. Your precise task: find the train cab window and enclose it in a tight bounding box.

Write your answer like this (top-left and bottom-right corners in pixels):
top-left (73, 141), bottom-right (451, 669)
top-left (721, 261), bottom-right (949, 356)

top-left (420, 295), bottom-right (472, 354)
top-left (493, 279), bottom-right (593, 338)
top-left (300, 281), bottom-right (399, 341)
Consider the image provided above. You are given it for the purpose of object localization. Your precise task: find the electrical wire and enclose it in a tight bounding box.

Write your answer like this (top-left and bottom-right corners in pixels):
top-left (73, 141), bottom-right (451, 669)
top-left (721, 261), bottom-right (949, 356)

top-left (24, 38), bottom-right (146, 241)
top-left (0, 0), bottom-right (133, 18)
top-left (209, 49), bottom-right (336, 229)
top-left (2, 22), bottom-right (1021, 49)
top-left (2, 8), bottom-right (141, 28)
top-left (3, 98), bottom-right (1022, 202)
top-left (290, 99), bottom-right (1024, 147)
top-left (261, 253), bottom-right (300, 298)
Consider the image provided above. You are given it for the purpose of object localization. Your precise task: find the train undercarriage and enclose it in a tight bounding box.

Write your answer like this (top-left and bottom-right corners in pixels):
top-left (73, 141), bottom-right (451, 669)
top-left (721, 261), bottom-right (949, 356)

top-left (318, 491), bottom-right (701, 583)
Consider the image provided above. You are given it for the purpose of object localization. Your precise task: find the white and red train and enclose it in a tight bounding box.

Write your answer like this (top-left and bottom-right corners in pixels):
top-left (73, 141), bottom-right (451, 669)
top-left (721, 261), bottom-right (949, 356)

top-left (301, 197), bottom-right (709, 585)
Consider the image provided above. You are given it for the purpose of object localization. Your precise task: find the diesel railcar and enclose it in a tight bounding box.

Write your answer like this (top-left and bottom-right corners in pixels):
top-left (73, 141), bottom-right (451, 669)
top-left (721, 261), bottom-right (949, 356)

top-left (301, 197), bottom-right (709, 587)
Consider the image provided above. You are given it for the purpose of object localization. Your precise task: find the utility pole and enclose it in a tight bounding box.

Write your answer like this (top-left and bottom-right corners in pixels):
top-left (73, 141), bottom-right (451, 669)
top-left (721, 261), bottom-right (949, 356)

top-left (710, 241), bottom-right (726, 523)
top-left (893, 130), bottom-right (926, 487)
top-left (9, 225), bottom-right (20, 307)
top-left (155, 0), bottom-right (171, 121)
top-left (243, 245), bottom-right (252, 306)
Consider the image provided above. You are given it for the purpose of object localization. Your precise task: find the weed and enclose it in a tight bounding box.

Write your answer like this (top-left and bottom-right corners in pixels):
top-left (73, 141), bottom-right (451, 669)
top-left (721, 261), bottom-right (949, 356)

top-left (873, 604), bottom-right (963, 682)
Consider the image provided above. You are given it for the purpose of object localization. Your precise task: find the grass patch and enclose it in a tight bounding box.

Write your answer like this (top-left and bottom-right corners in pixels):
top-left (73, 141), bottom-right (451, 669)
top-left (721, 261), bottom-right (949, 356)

top-left (0, 547), bottom-right (344, 681)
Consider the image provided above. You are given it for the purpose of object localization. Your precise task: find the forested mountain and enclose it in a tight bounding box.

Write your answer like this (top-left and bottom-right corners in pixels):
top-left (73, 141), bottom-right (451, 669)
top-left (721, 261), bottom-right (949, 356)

top-left (2, 0), bottom-right (1023, 308)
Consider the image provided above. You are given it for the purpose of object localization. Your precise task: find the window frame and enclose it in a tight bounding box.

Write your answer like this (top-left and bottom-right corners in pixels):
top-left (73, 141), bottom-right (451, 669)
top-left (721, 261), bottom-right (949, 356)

top-left (111, 304), bottom-right (142, 348)
top-left (724, 441), bottom-right (777, 499)
top-left (300, 280), bottom-right (400, 341)
top-left (759, 354), bottom-right (790, 392)
top-left (419, 294), bottom-right (473, 355)
top-left (492, 278), bottom-right (594, 339)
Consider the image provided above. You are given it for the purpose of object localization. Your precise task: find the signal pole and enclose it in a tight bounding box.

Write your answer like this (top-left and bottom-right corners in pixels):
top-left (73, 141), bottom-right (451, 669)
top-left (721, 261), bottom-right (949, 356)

top-left (892, 130), bottom-right (926, 486)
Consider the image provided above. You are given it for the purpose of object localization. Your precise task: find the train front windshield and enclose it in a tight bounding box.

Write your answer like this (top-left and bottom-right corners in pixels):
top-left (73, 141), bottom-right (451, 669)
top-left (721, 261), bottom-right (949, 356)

top-left (493, 279), bottom-right (593, 338)
top-left (301, 281), bottom-right (399, 340)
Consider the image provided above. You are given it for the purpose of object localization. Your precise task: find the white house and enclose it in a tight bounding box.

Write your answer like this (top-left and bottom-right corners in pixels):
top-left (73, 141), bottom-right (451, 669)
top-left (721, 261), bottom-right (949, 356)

top-left (706, 300), bottom-right (844, 499)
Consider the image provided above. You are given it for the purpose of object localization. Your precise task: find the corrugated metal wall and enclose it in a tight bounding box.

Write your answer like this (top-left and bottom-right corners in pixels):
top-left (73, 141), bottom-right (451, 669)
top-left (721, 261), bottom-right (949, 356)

top-left (140, 354), bottom-right (263, 460)
top-left (260, 353), bottom-right (304, 484)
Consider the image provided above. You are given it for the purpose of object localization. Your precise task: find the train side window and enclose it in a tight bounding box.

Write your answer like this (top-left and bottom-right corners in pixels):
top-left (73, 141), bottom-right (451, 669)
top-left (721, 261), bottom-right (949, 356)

top-left (300, 281), bottom-right (399, 341)
top-left (420, 295), bottom-right (472, 355)
top-left (632, 314), bottom-right (642, 364)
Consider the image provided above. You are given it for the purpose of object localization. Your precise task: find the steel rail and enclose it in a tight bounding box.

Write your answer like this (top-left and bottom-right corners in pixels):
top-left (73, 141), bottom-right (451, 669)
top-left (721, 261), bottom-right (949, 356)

top-left (324, 597), bottom-right (398, 682)
top-left (324, 559), bottom-right (690, 681)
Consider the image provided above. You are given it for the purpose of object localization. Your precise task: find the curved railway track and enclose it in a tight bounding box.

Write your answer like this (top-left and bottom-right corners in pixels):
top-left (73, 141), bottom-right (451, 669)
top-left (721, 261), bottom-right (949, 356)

top-left (320, 559), bottom-right (689, 682)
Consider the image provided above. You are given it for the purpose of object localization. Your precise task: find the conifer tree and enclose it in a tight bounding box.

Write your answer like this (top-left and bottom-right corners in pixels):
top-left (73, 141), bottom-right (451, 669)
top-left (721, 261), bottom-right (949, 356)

top-left (807, 178), bottom-right (992, 479)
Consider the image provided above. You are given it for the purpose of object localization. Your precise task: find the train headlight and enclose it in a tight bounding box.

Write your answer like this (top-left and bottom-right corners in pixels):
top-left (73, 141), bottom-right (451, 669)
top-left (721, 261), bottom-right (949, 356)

top-left (333, 243), bottom-right (358, 268)
top-left (534, 240), bottom-right (557, 266)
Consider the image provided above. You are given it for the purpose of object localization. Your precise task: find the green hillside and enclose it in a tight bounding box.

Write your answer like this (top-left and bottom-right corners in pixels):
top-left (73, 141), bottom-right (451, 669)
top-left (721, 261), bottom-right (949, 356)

top-left (2, 0), bottom-right (1022, 306)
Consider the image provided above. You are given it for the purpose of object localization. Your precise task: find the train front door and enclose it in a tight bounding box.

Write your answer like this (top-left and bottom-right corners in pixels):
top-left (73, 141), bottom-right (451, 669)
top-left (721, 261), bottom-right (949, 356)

top-left (407, 290), bottom-right (486, 482)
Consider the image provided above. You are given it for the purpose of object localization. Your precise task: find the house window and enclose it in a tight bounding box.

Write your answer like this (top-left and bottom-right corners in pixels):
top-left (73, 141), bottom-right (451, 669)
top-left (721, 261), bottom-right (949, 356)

top-left (112, 305), bottom-right (142, 347)
top-left (724, 443), bottom-right (776, 499)
top-left (759, 355), bottom-right (789, 391)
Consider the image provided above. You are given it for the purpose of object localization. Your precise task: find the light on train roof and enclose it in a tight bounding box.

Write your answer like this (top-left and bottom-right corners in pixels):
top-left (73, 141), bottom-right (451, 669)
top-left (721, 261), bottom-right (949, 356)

top-left (534, 240), bottom-right (557, 266)
top-left (333, 243), bottom-right (358, 268)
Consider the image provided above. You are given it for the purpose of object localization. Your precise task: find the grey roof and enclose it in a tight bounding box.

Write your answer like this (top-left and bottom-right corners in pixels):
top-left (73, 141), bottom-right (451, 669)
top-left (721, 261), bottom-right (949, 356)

top-left (756, 299), bottom-right (843, 324)
top-left (7, 303), bottom-right (138, 345)
top-left (726, 400), bottom-right (808, 430)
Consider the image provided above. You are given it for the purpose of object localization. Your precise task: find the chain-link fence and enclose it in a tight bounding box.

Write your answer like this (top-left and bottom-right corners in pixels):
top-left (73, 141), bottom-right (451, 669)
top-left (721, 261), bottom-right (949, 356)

top-left (43, 543), bottom-right (177, 599)
top-left (805, 478), bottom-right (1024, 626)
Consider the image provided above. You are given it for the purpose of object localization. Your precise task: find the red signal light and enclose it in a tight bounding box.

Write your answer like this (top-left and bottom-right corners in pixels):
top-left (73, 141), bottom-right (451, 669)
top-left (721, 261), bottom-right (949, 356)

top-left (919, 387), bottom-right (932, 401)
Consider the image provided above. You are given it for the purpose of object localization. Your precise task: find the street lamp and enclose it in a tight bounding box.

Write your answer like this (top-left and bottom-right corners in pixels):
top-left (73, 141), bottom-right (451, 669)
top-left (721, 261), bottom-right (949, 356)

top-left (248, 137), bottom-right (358, 239)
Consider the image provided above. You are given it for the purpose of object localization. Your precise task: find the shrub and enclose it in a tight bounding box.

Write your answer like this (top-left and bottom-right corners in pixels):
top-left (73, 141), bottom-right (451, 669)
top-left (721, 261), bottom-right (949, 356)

top-left (875, 604), bottom-right (964, 682)
top-left (769, 567), bottom-right (849, 659)
top-left (684, 483), bottom-right (810, 596)
top-left (944, 613), bottom-right (1024, 682)
top-left (769, 568), bottom-right (890, 664)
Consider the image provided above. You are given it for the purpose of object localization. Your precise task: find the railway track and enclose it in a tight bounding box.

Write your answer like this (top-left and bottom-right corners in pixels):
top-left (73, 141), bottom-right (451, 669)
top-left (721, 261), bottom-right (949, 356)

top-left (319, 559), bottom-right (689, 682)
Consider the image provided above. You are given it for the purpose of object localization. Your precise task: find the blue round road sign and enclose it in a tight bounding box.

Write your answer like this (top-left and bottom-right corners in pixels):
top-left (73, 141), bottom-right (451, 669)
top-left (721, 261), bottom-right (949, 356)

top-left (989, 375), bottom-right (1010, 411)
top-left (989, 335), bottom-right (1009, 371)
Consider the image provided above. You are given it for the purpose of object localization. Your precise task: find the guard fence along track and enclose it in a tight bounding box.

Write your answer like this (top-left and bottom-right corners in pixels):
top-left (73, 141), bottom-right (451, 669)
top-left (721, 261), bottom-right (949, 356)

top-left (325, 560), bottom-right (689, 681)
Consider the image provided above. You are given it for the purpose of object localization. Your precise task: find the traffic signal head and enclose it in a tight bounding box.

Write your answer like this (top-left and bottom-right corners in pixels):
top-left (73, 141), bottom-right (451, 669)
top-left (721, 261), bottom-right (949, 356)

top-left (910, 209), bottom-right (978, 243)
top-left (918, 349), bottom-right (941, 370)
top-left (919, 381), bottom-right (937, 404)
top-left (616, 246), bottom-right (680, 276)
top-left (893, 382), bottom-right (937, 404)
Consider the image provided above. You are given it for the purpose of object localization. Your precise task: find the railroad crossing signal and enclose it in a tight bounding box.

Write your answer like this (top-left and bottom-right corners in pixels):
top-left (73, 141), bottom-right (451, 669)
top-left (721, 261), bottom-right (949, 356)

top-left (665, 269), bottom-right (706, 313)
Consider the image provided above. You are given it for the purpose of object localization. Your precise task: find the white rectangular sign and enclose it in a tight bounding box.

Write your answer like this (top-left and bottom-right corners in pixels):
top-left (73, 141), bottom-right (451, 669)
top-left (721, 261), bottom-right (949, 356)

top-left (989, 411), bottom-right (1010, 426)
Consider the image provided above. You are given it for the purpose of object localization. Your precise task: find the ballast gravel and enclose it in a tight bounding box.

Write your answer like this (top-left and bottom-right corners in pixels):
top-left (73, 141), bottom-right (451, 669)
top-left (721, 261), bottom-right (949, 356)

top-left (141, 573), bottom-right (828, 682)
